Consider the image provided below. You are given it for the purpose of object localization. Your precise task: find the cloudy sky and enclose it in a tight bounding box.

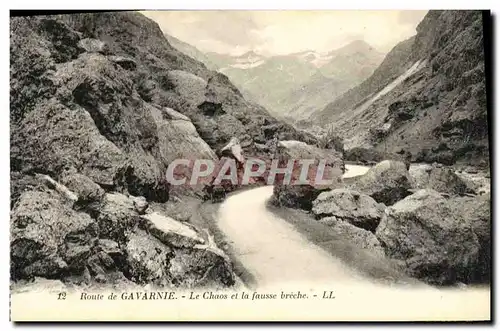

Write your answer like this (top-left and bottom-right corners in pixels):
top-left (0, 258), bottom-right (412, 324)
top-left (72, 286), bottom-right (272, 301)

top-left (142, 10), bottom-right (428, 56)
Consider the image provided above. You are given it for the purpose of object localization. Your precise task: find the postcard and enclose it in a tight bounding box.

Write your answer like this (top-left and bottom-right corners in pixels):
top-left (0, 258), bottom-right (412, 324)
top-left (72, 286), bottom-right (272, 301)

top-left (10, 9), bottom-right (491, 322)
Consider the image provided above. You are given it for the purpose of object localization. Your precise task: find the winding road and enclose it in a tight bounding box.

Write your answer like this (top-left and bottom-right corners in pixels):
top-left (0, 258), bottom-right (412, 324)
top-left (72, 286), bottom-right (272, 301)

top-left (218, 164), bottom-right (371, 288)
top-left (217, 165), bottom-right (490, 319)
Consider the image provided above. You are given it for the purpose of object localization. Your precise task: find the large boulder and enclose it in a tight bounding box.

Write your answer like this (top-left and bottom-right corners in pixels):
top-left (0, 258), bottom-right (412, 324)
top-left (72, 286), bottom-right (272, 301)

top-left (271, 140), bottom-right (344, 210)
top-left (11, 190), bottom-right (98, 280)
top-left (375, 189), bottom-right (481, 285)
top-left (125, 229), bottom-right (174, 286)
top-left (318, 217), bottom-right (385, 256)
top-left (449, 195), bottom-right (491, 282)
top-left (125, 227), bottom-right (234, 288)
top-left (312, 189), bottom-right (385, 232)
top-left (149, 105), bottom-right (217, 165)
top-left (454, 169), bottom-right (490, 196)
top-left (273, 184), bottom-right (329, 211)
top-left (347, 160), bottom-right (412, 205)
top-left (59, 172), bottom-right (105, 207)
top-left (409, 164), bottom-right (472, 195)
top-left (11, 98), bottom-right (129, 189)
top-left (96, 193), bottom-right (140, 244)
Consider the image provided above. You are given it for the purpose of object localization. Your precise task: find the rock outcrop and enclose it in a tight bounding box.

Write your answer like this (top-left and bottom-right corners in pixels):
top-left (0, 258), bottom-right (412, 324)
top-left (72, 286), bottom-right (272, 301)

top-left (12, 12), bottom-right (303, 289)
top-left (10, 12), bottom-right (312, 203)
top-left (448, 194), bottom-right (491, 282)
top-left (310, 11), bottom-right (489, 168)
top-left (10, 181), bottom-right (235, 288)
top-left (375, 189), bottom-right (482, 285)
top-left (11, 189), bottom-right (99, 280)
top-left (312, 189), bottom-right (385, 232)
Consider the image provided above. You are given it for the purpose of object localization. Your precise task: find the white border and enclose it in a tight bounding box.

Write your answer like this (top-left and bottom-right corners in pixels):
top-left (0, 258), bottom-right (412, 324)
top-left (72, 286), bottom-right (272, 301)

top-left (2, 1), bottom-right (499, 329)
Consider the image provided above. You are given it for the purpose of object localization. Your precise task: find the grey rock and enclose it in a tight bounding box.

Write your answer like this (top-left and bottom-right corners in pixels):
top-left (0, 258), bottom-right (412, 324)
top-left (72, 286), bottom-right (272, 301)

top-left (78, 38), bottom-right (108, 54)
top-left (448, 194), bottom-right (491, 282)
top-left (148, 104), bottom-right (217, 166)
top-left (376, 189), bottom-right (481, 285)
top-left (97, 193), bottom-right (139, 244)
top-left (125, 228), bottom-right (234, 288)
top-left (11, 190), bottom-right (98, 280)
top-left (97, 239), bottom-right (122, 259)
top-left (125, 229), bottom-right (174, 286)
top-left (347, 160), bottom-right (412, 205)
top-left (108, 55), bottom-right (137, 70)
top-left (139, 212), bottom-right (204, 249)
top-left (60, 172), bottom-right (105, 206)
top-left (271, 140), bottom-right (344, 210)
top-left (319, 217), bottom-right (385, 256)
top-left (168, 246), bottom-right (235, 288)
top-left (410, 165), bottom-right (471, 195)
top-left (312, 189), bottom-right (384, 232)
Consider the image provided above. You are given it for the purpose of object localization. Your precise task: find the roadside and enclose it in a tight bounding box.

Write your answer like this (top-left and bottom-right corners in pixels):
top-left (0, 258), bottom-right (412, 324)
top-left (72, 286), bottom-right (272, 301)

top-left (266, 202), bottom-right (419, 287)
top-left (151, 192), bottom-right (257, 290)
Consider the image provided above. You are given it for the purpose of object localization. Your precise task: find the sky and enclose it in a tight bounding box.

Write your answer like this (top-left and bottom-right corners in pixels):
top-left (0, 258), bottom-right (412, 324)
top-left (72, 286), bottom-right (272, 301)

top-left (142, 10), bottom-right (428, 56)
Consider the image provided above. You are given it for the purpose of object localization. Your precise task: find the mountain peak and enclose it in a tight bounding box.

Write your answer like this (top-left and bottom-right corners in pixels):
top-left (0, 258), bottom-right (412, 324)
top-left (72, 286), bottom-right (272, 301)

top-left (330, 40), bottom-right (379, 56)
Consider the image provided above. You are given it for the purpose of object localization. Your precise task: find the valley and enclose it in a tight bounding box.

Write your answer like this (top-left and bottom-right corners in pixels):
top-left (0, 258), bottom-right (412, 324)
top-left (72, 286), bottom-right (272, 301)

top-left (9, 10), bottom-right (491, 321)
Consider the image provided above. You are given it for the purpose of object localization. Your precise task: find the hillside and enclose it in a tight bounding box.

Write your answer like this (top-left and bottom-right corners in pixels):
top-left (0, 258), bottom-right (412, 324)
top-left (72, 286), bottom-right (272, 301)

top-left (9, 11), bottom-right (314, 288)
top-left (311, 36), bottom-right (416, 125)
top-left (309, 10), bottom-right (489, 167)
top-left (165, 34), bottom-right (219, 70)
top-left (320, 40), bottom-right (385, 80)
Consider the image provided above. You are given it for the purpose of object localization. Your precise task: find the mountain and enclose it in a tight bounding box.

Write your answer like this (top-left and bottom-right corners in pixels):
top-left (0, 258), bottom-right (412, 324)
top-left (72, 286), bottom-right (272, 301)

top-left (310, 36), bottom-right (416, 125)
top-left (281, 41), bottom-right (385, 122)
top-left (220, 54), bottom-right (319, 118)
top-left (320, 40), bottom-right (386, 80)
top-left (159, 36), bottom-right (384, 121)
top-left (309, 10), bottom-right (489, 167)
top-left (208, 40), bottom-right (384, 120)
top-left (205, 52), bottom-right (237, 68)
top-left (165, 34), bottom-right (219, 70)
top-left (10, 11), bottom-right (315, 288)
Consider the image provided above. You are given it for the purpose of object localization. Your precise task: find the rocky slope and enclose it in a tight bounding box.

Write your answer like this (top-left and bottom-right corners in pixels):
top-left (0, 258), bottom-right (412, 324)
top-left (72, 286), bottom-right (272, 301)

top-left (311, 36), bottom-right (415, 125)
top-left (10, 11), bottom-right (312, 289)
top-left (165, 34), bottom-right (219, 70)
top-left (171, 39), bottom-right (384, 121)
top-left (309, 11), bottom-right (489, 168)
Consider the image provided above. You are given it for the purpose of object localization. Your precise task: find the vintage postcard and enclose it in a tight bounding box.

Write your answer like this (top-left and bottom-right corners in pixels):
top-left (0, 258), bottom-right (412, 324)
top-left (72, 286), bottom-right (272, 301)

top-left (10, 9), bottom-right (491, 322)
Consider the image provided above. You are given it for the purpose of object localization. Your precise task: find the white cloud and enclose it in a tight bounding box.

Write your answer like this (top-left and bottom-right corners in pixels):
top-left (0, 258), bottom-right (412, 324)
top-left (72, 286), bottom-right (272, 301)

top-left (141, 10), bottom-right (428, 55)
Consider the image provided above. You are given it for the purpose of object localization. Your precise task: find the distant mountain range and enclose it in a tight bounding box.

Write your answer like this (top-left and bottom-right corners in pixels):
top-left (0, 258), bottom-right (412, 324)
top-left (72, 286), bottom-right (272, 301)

top-left (309, 10), bottom-right (488, 167)
top-left (165, 36), bottom-right (385, 121)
